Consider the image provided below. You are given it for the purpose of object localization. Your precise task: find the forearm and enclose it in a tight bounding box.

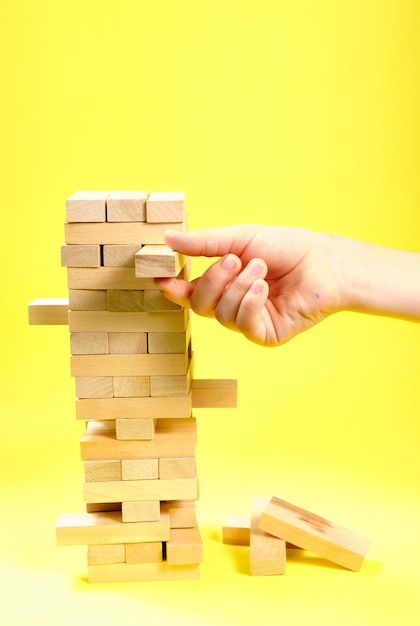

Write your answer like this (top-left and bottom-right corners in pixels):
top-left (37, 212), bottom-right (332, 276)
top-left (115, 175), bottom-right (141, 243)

top-left (332, 235), bottom-right (420, 322)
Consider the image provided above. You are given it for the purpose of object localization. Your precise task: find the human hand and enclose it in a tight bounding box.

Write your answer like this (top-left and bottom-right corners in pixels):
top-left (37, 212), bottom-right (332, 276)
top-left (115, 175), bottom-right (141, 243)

top-left (155, 225), bottom-right (345, 346)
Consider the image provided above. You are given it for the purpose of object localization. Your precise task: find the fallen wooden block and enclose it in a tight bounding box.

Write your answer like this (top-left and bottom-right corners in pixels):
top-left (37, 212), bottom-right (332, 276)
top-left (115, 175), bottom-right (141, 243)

top-left (222, 514), bottom-right (300, 549)
top-left (259, 497), bottom-right (371, 572)
top-left (250, 498), bottom-right (286, 575)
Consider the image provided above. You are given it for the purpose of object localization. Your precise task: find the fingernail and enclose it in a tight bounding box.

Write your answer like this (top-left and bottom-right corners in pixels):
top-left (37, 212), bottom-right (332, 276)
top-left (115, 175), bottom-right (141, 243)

top-left (221, 254), bottom-right (237, 270)
top-left (247, 259), bottom-right (264, 276)
top-left (251, 280), bottom-right (264, 295)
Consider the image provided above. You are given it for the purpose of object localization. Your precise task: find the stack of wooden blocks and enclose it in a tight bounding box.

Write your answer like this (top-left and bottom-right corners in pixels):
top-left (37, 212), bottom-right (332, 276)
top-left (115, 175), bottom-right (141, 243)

top-left (29, 190), bottom-right (237, 583)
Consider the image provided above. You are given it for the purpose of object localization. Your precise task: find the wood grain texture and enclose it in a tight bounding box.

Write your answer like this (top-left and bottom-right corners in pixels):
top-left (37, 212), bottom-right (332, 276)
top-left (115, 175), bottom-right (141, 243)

top-left (75, 395), bottom-right (192, 420)
top-left (146, 191), bottom-right (185, 223)
top-left (135, 244), bottom-right (186, 278)
top-left (83, 477), bottom-right (199, 504)
top-left (166, 525), bottom-right (203, 565)
top-left (106, 191), bottom-right (148, 222)
top-left (250, 498), bottom-right (286, 576)
top-left (71, 353), bottom-right (190, 377)
top-left (61, 244), bottom-right (101, 267)
top-left (28, 299), bottom-right (69, 325)
top-left (66, 190), bottom-right (110, 222)
top-left (65, 219), bottom-right (186, 245)
top-left (68, 309), bottom-right (188, 333)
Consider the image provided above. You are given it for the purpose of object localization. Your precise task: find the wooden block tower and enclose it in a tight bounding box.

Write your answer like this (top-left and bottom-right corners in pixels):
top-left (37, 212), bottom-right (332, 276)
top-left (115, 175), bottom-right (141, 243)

top-left (29, 190), bottom-right (237, 583)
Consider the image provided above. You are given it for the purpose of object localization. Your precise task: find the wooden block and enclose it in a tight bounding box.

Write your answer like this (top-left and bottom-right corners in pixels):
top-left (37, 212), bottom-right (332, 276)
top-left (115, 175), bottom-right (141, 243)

top-left (159, 457), bottom-right (196, 480)
top-left (144, 289), bottom-right (182, 311)
top-left (251, 498), bottom-right (286, 576)
top-left (80, 418), bottom-right (197, 461)
top-left (107, 290), bottom-right (145, 312)
top-left (70, 332), bottom-right (108, 355)
top-left (71, 353), bottom-right (190, 377)
top-left (67, 267), bottom-right (156, 290)
top-left (258, 497), bottom-right (371, 572)
top-left (75, 377), bottom-right (114, 399)
top-left (56, 510), bottom-right (170, 545)
top-left (122, 459), bottom-right (159, 480)
top-left (88, 544), bottom-right (126, 565)
top-left (61, 244), bottom-right (101, 267)
top-left (106, 191), bottom-right (148, 222)
top-left (146, 191), bottom-right (185, 223)
top-left (88, 561), bottom-right (200, 583)
top-left (66, 190), bottom-right (109, 222)
top-left (68, 309), bottom-right (188, 333)
top-left (125, 542), bottom-right (163, 564)
top-left (223, 515), bottom-right (251, 546)
top-left (69, 289), bottom-right (107, 311)
top-left (116, 418), bottom-right (157, 441)
top-left (84, 460), bottom-right (122, 482)
top-left (86, 502), bottom-right (121, 513)
top-left (191, 379), bottom-right (238, 408)
top-left (166, 525), bottom-right (203, 565)
top-left (161, 501), bottom-right (196, 529)
top-left (113, 376), bottom-right (150, 398)
top-left (28, 298), bottom-right (69, 325)
top-left (65, 219), bottom-right (186, 245)
top-left (135, 244), bottom-right (186, 278)
top-left (75, 395), bottom-right (192, 420)
top-left (83, 478), bottom-right (199, 504)
top-left (148, 326), bottom-right (191, 354)
top-left (108, 332), bottom-right (147, 354)
top-left (149, 354), bottom-right (193, 397)
top-left (103, 244), bottom-right (141, 268)
top-left (122, 501), bottom-right (160, 523)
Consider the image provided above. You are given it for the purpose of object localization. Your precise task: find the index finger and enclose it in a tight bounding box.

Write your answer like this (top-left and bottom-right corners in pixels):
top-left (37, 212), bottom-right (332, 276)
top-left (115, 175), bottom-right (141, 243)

top-left (164, 225), bottom-right (259, 258)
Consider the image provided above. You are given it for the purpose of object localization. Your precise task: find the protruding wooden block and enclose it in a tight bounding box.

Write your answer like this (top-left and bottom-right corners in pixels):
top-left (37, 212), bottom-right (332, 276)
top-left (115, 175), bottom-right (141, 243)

top-left (191, 379), bottom-right (238, 408)
top-left (88, 561), bottom-right (200, 583)
top-left (122, 459), bottom-right (159, 480)
top-left (107, 290), bottom-right (145, 312)
top-left (108, 332), bottom-right (148, 354)
top-left (161, 501), bottom-right (196, 529)
top-left (88, 544), bottom-right (126, 565)
top-left (125, 542), bottom-right (163, 564)
top-left (106, 191), bottom-right (148, 222)
top-left (251, 498), bottom-right (286, 576)
top-left (83, 477), bottom-right (199, 504)
top-left (113, 376), bottom-right (150, 398)
top-left (166, 525), bottom-right (203, 565)
top-left (144, 289), bottom-right (182, 311)
top-left (116, 418), bottom-right (157, 441)
top-left (159, 457), bottom-right (196, 479)
top-left (258, 497), bottom-right (371, 572)
top-left (28, 298), bottom-right (69, 325)
top-left (61, 244), bottom-right (101, 268)
top-left (146, 191), bottom-right (185, 223)
top-left (69, 289), bottom-right (107, 311)
top-left (135, 245), bottom-right (186, 278)
top-left (70, 332), bottom-right (108, 355)
top-left (66, 190), bottom-right (109, 222)
top-left (75, 377), bottom-right (114, 399)
top-left (122, 500), bottom-right (161, 523)
top-left (103, 245), bottom-right (141, 268)
top-left (84, 460), bottom-right (122, 482)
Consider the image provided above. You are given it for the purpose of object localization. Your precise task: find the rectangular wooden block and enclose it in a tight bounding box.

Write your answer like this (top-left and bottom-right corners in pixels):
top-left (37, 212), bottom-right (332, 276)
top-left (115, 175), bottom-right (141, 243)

top-left (147, 328), bottom-right (191, 354)
top-left (161, 501), bottom-right (196, 529)
top-left (116, 418), bottom-right (157, 441)
top-left (135, 244), bottom-right (186, 278)
top-left (66, 190), bottom-right (109, 222)
top-left (258, 497), bottom-right (371, 572)
top-left (75, 395), bottom-right (192, 420)
top-left (75, 377), bottom-right (114, 399)
top-left (65, 219), bottom-right (186, 245)
top-left (28, 298), bottom-right (69, 325)
top-left (222, 515), bottom-right (251, 546)
top-left (191, 379), bottom-right (238, 408)
top-left (70, 332), bottom-right (108, 355)
top-left (251, 498), bottom-right (286, 576)
top-left (122, 459), bottom-right (159, 480)
top-left (69, 289), bottom-right (107, 311)
top-left (149, 355), bottom-right (194, 397)
top-left (80, 418), bottom-right (197, 461)
top-left (67, 267), bottom-right (156, 290)
top-left (113, 376), bottom-right (150, 398)
top-left (107, 290), bottom-right (145, 312)
top-left (56, 510), bottom-right (170, 545)
top-left (159, 457), bottom-right (196, 480)
top-left (146, 191), bottom-right (185, 223)
top-left (83, 478), bottom-right (199, 504)
top-left (61, 244), bottom-right (101, 268)
top-left (88, 561), bottom-right (200, 583)
top-left (125, 542), bottom-right (163, 564)
top-left (122, 500), bottom-right (160, 523)
top-left (106, 191), bottom-right (148, 222)
top-left (88, 544), bottom-right (126, 565)
top-left (84, 460), bottom-right (122, 483)
top-left (103, 244), bottom-right (141, 268)
top-left (68, 309), bottom-right (188, 333)
top-left (166, 525), bottom-right (203, 565)
top-left (108, 332), bottom-right (148, 354)
top-left (71, 353), bottom-right (190, 377)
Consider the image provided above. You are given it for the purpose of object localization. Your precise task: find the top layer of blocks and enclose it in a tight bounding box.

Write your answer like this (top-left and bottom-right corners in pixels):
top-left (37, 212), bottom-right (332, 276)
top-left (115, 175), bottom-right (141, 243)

top-left (66, 191), bottom-right (185, 224)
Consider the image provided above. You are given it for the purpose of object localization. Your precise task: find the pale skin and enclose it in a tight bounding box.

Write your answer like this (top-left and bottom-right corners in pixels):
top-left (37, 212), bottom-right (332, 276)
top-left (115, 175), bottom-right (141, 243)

top-left (155, 225), bottom-right (420, 347)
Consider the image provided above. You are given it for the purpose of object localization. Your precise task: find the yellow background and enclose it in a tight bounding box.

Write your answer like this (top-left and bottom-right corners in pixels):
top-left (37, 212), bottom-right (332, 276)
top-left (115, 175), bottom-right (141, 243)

top-left (1, 1), bottom-right (419, 624)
